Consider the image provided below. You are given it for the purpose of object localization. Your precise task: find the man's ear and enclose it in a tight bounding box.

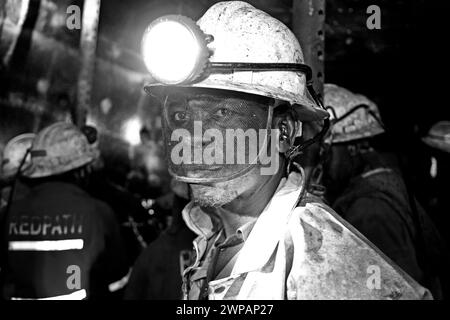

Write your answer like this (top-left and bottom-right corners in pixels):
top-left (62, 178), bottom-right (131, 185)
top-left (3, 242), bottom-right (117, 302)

top-left (273, 111), bottom-right (297, 154)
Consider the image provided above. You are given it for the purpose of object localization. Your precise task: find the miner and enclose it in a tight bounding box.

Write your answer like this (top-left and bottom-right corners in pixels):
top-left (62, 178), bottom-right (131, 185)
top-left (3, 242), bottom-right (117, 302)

top-left (2, 122), bottom-right (129, 300)
top-left (321, 83), bottom-right (445, 299)
top-left (141, 1), bottom-right (431, 299)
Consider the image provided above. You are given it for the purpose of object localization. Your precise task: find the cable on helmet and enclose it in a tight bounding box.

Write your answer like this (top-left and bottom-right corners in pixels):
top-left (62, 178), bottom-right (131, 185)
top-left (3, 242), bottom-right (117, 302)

top-left (326, 104), bottom-right (385, 130)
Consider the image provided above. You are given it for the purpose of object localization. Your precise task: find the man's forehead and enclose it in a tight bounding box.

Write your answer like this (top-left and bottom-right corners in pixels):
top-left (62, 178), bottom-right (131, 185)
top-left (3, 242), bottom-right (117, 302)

top-left (160, 87), bottom-right (273, 105)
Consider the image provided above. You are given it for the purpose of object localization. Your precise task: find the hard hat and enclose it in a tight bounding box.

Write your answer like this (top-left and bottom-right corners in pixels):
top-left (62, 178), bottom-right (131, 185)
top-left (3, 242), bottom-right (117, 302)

top-left (1, 133), bottom-right (35, 180)
top-left (142, 1), bottom-right (328, 122)
top-left (23, 122), bottom-right (100, 178)
top-left (324, 84), bottom-right (384, 143)
top-left (422, 121), bottom-right (450, 153)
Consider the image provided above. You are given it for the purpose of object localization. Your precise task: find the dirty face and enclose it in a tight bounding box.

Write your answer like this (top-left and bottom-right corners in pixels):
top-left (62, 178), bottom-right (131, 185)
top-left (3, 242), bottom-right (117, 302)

top-left (160, 87), bottom-right (272, 181)
top-left (189, 165), bottom-right (267, 207)
top-left (157, 87), bottom-right (285, 207)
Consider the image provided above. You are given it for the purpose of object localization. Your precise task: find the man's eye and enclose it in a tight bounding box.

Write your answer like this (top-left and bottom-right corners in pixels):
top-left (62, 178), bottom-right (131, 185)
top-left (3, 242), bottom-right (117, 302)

top-left (173, 111), bottom-right (188, 122)
top-left (215, 108), bottom-right (232, 117)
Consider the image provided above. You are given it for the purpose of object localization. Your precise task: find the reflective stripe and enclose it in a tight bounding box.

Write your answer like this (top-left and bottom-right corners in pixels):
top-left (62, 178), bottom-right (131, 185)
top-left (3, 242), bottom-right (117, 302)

top-left (108, 269), bottom-right (132, 292)
top-left (430, 157), bottom-right (438, 178)
top-left (11, 289), bottom-right (87, 300)
top-left (360, 168), bottom-right (392, 179)
top-left (8, 239), bottom-right (84, 251)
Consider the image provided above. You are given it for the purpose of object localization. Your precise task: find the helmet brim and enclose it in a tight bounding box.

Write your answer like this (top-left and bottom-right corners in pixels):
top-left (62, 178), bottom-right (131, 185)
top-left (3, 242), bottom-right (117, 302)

top-left (22, 150), bottom-right (99, 178)
top-left (422, 137), bottom-right (450, 154)
top-left (331, 126), bottom-right (385, 144)
top-left (145, 82), bottom-right (329, 122)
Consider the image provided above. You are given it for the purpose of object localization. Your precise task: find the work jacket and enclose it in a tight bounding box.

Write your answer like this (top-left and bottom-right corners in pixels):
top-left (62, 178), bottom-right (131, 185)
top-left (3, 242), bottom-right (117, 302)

top-left (182, 172), bottom-right (432, 300)
top-left (2, 181), bottom-right (129, 300)
top-left (125, 222), bottom-right (196, 300)
top-left (333, 167), bottom-right (446, 298)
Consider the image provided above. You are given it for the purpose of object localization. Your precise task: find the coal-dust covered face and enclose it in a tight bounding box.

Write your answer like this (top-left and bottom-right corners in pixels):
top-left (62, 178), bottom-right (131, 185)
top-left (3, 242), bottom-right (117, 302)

top-left (189, 168), bottom-right (265, 207)
top-left (154, 87), bottom-right (282, 207)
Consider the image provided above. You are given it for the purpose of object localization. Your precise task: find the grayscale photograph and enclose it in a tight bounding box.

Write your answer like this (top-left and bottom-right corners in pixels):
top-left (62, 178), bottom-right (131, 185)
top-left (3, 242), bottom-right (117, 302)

top-left (0, 0), bottom-right (448, 309)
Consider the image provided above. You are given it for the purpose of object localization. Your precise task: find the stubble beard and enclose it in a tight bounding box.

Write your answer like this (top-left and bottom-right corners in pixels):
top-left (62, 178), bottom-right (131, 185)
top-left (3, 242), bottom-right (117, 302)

top-left (190, 182), bottom-right (240, 208)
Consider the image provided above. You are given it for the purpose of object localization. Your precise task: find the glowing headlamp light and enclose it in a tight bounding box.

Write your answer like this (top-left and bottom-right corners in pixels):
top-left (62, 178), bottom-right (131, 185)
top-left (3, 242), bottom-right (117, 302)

top-left (141, 15), bottom-right (209, 85)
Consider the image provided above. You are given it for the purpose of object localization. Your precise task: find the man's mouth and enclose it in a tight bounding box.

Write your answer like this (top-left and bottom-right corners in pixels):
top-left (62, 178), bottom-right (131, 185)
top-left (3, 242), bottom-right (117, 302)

top-left (176, 165), bottom-right (225, 180)
top-left (176, 166), bottom-right (225, 183)
top-left (185, 165), bottom-right (223, 172)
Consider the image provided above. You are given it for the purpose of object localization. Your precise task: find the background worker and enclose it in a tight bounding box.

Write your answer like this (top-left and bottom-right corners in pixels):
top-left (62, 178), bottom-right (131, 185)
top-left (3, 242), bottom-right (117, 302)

top-left (421, 121), bottom-right (450, 241)
top-left (2, 122), bottom-right (129, 300)
top-left (321, 83), bottom-right (445, 298)
top-left (0, 133), bottom-right (35, 295)
top-left (125, 180), bottom-right (195, 300)
top-left (0, 133), bottom-right (35, 211)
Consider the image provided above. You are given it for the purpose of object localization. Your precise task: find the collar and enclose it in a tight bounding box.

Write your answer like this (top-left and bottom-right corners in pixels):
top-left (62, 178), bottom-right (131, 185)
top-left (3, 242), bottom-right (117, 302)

top-left (236, 220), bottom-right (256, 242)
top-left (182, 172), bottom-right (299, 238)
top-left (214, 219), bottom-right (256, 247)
top-left (181, 202), bottom-right (256, 242)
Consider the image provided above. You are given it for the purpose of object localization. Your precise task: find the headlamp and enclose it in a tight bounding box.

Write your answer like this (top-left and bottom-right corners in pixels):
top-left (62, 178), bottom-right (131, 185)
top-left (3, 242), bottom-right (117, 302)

top-left (141, 15), bottom-right (315, 86)
top-left (141, 15), bottom-right (209, 85)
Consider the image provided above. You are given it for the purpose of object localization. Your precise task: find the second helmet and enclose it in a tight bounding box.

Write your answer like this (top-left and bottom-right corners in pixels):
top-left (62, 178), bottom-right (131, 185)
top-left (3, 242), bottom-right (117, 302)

top-left (23, 122), bottom-right (99, 178)
top-left (324, 83), bottom-right (384, 143)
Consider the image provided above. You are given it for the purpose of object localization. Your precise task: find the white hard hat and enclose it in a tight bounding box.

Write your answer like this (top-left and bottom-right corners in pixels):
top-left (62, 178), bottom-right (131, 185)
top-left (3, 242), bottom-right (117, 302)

top-left (1, 133), bottom-right (35, 180)
top-left (143, 1), bottom-right (328, 121)
top-left (23, 122), bottom-right (99, 178)
top-left (324, 84), bottom-right (384, 143)
top-left (422, 121), bottom-right (450, 153)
